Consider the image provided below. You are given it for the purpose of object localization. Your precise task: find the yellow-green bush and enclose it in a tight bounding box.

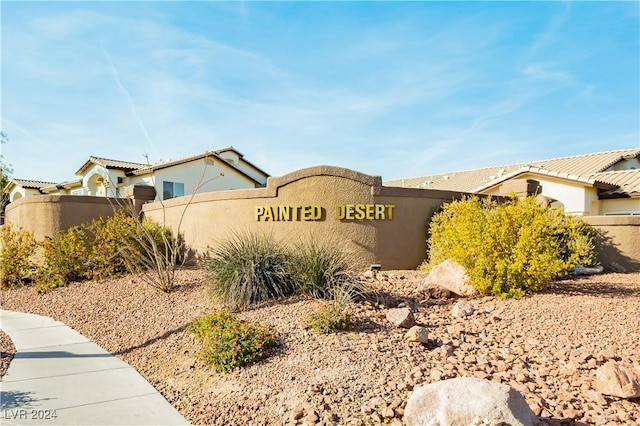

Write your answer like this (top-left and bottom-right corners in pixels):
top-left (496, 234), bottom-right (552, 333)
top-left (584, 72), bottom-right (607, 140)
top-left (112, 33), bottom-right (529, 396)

top-left (86, 211), bottom-right (137, 280)
top-left (0, 225), bottom-right (38, 288)
top-left (426, 196), bottom-right (599, 298)
top-left (38, 226), bottom-right (89, 292)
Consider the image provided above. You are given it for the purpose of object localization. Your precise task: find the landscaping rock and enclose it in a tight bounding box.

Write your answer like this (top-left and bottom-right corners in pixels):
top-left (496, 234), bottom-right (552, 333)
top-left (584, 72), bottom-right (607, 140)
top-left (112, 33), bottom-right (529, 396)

top-left (570, 265), bottom-right (604, 275)
top-left (404, 377), bottom-right (539, 426)
top-left (404, 326), bottom-right (429, 344)
top-left (593, 362), bottom-right (640, 399)
top-left (386, 308), bottom-right (415, 328)
top-left (418, 259), bottom-right (477, 297)
top-left (451, 300), bottom-right (475, 318)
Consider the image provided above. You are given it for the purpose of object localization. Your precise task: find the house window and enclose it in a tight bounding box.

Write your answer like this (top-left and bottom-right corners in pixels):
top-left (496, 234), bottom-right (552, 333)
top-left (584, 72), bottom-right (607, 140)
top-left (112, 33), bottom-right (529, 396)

top-left (162, 181), bottom-right (184, 200)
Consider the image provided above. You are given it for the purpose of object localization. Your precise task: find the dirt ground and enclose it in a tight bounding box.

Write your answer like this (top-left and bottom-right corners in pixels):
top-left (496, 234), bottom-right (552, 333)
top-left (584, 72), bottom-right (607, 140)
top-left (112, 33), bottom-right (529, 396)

top-left (1, 269), bottom-right (639, 425)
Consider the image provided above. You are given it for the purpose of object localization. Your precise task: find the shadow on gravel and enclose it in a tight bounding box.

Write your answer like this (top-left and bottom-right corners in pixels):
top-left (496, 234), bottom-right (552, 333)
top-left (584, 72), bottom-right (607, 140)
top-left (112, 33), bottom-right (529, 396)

top-left (113, 323), bottom-right (189, 356)
top-left (543, 276), bottom-right (639, 298)
top-left (350, 317), bottom-right (383, 334)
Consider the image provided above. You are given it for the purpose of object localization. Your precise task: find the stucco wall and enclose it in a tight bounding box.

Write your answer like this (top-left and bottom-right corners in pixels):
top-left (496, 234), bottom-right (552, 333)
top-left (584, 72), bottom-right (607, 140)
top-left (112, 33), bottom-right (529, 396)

top-left (486, 173), bottom-right (597, 215)
top-left (126, 159), bottom-right (263, 202)
top-left (143, 166), bottom-right (466, 270)
top-left (583, 215), bottom-right (640, 271)
top-left (598, 198), bottom-right (640, 215)
top-left (4, 195), bottom-right (131, 242)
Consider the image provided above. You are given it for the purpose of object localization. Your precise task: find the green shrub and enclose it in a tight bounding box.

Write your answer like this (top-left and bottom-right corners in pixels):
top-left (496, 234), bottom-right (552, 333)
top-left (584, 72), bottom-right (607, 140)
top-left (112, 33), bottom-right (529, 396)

top-left (427, 196), bottom-right (599, 299)
top-left (188, 310), bottom-right (278, 372)
top-left (290, 236), bottom-right (366, 301)
top-left (199, 231), bottom-right (296, 309)
top-left (306, 303), bottom-right (352, 335)
top-left (37, 226), bottom-right (89, 292)
top-left (0, 225), bottom-right (38, 288)
top-left (86, 211), bottom-right (137, 280)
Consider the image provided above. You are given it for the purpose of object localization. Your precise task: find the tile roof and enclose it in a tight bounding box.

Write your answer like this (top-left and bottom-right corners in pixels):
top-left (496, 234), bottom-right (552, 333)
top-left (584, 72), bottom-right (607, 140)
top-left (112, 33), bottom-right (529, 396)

top-left (129, 152), bottom-right (215, 174)
top-left (385, 148), bottom-right (640, 197)
top-left (41, 179), bottom-right (83, 192)
top-left (594, 169), bottom-right (640, 197)
top-left (10, 179), bottom-right (58, 190)
top-left (76, 156), bottom-right (149, 175)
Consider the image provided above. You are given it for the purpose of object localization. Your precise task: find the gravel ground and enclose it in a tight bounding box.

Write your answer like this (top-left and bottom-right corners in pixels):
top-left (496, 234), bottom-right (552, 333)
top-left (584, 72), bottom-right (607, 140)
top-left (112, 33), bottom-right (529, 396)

top-left (0, 329), bottom-right (15, 379)
top-left (1, 269), bottom-right (639, 425)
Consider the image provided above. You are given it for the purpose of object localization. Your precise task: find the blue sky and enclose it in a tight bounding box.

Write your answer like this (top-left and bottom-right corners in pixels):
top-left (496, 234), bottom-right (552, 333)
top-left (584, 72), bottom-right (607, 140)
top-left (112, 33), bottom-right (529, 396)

top-left (1, 1), bottom-right (639, 183)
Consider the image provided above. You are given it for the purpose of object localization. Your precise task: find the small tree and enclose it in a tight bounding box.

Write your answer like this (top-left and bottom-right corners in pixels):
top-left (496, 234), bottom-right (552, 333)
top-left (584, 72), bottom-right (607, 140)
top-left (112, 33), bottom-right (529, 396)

top-left (1, 131), bottom-right (13, 221)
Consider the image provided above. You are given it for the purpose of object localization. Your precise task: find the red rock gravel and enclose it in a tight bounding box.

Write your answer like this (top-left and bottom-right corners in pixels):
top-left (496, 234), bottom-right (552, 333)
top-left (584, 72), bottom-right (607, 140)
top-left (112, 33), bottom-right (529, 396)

top-left (1, 269), bottom-right (638, 425)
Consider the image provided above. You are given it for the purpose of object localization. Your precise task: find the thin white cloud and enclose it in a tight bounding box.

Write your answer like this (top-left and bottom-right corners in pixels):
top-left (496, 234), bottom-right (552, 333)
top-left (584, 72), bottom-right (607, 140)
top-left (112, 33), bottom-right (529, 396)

top-left (521, 64), bottom-right (574, 84)
top-left (530, 1), bottom-right (572, 55)
top-left (101, 47), bottom-right (158, 158)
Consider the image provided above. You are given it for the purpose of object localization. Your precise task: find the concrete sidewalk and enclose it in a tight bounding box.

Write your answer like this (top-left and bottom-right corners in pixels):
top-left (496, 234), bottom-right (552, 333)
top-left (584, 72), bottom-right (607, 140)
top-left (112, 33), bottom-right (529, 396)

top-left (0, 310), bottom-right (189, 425)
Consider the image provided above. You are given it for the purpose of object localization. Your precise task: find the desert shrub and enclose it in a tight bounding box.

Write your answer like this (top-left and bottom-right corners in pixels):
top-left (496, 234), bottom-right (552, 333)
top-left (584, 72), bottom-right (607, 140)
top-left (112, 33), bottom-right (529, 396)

top-left (306, 302), bottom-right (352, 335)
top-left (86, 211), bottom-right (137, 280)
top-left (545, 208), bottom-right (600, 267)
top-left (199, 231), bottom-right (296, 309)
top-left (427, 196), bottom-right (599, 299)
top-left (290, 235), bottom-right (366, 301)
top-left (188, 310), bottom-right (278, 372)
top-left (37, 226), bottom-right (89, 292)
top-left (0, 225), bottom-right (38, 288)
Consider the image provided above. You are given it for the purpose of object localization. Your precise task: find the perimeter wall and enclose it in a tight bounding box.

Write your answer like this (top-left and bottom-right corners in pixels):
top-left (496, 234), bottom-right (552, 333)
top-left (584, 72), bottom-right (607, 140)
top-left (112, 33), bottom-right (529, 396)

top-left (3, 195), bottom-right (132, 242)
top-left (583, 215), bottom-right (640, 272)
top-left (3, 166), bottom-right (639, 272)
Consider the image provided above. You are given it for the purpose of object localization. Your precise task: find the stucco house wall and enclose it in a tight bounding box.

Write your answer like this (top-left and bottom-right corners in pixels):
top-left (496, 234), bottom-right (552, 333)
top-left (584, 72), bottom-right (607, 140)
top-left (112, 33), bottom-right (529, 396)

top-left (485, 174), bottom-right (597, 215)
top-left (142, 159), bottom-right (261, 201)
top-left (216, 150), bottom-right (268, 185)
top-left (9, 187), bottom-right (40, 202)
top-left (598, 198), bottom-right (640, 215)
top-left (81, 164), bottom-right (127, 197)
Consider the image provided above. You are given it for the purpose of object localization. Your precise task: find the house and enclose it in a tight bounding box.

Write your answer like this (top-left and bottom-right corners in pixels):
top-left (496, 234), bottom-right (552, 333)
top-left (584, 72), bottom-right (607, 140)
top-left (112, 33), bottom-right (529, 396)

top-left (385, 148), bottom-right (640, 216)
top-left (4, 147), bottom-right (270, 203)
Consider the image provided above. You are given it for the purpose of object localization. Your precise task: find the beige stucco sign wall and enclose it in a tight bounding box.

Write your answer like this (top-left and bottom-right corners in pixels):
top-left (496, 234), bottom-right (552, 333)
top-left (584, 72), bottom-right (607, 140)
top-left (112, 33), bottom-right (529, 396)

top-left (143, 166), bottom-right (467, 270)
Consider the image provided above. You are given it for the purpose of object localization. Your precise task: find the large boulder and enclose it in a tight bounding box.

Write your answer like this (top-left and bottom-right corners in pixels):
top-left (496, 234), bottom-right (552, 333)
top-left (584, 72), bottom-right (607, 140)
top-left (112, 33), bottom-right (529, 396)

top-left (593, 362), bottom-right (640, 399)
top-left (418, 260), bottom-right (478, 298)
top-left (404, 377), bottom-right (539, 426)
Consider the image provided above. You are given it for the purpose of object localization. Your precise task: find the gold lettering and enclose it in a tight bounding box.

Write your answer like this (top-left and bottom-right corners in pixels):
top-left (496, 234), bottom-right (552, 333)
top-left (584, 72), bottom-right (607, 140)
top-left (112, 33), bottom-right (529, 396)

top-left (312, 205), bottom-right (322, 220)
top-left (302, 206), bottom-right (312, 220)
top-left (255, 206), bottom-right (264, 221)
top-left (263, 206), bottom-right (274, 221)
top-left (335, 205), bottom-right (345, 220)
top-left (345, 204), bottom-right (355, 220)
top-left (355, 204), bottom-right (366, 220)
top-left (366, 204), bottom-right (374, 220)
top-left (375, 204), bottom-right (386, 220)
top-left (386, 204), bottom-right (395, 220)
top-left (278, 206), bottom-right (290, 221)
